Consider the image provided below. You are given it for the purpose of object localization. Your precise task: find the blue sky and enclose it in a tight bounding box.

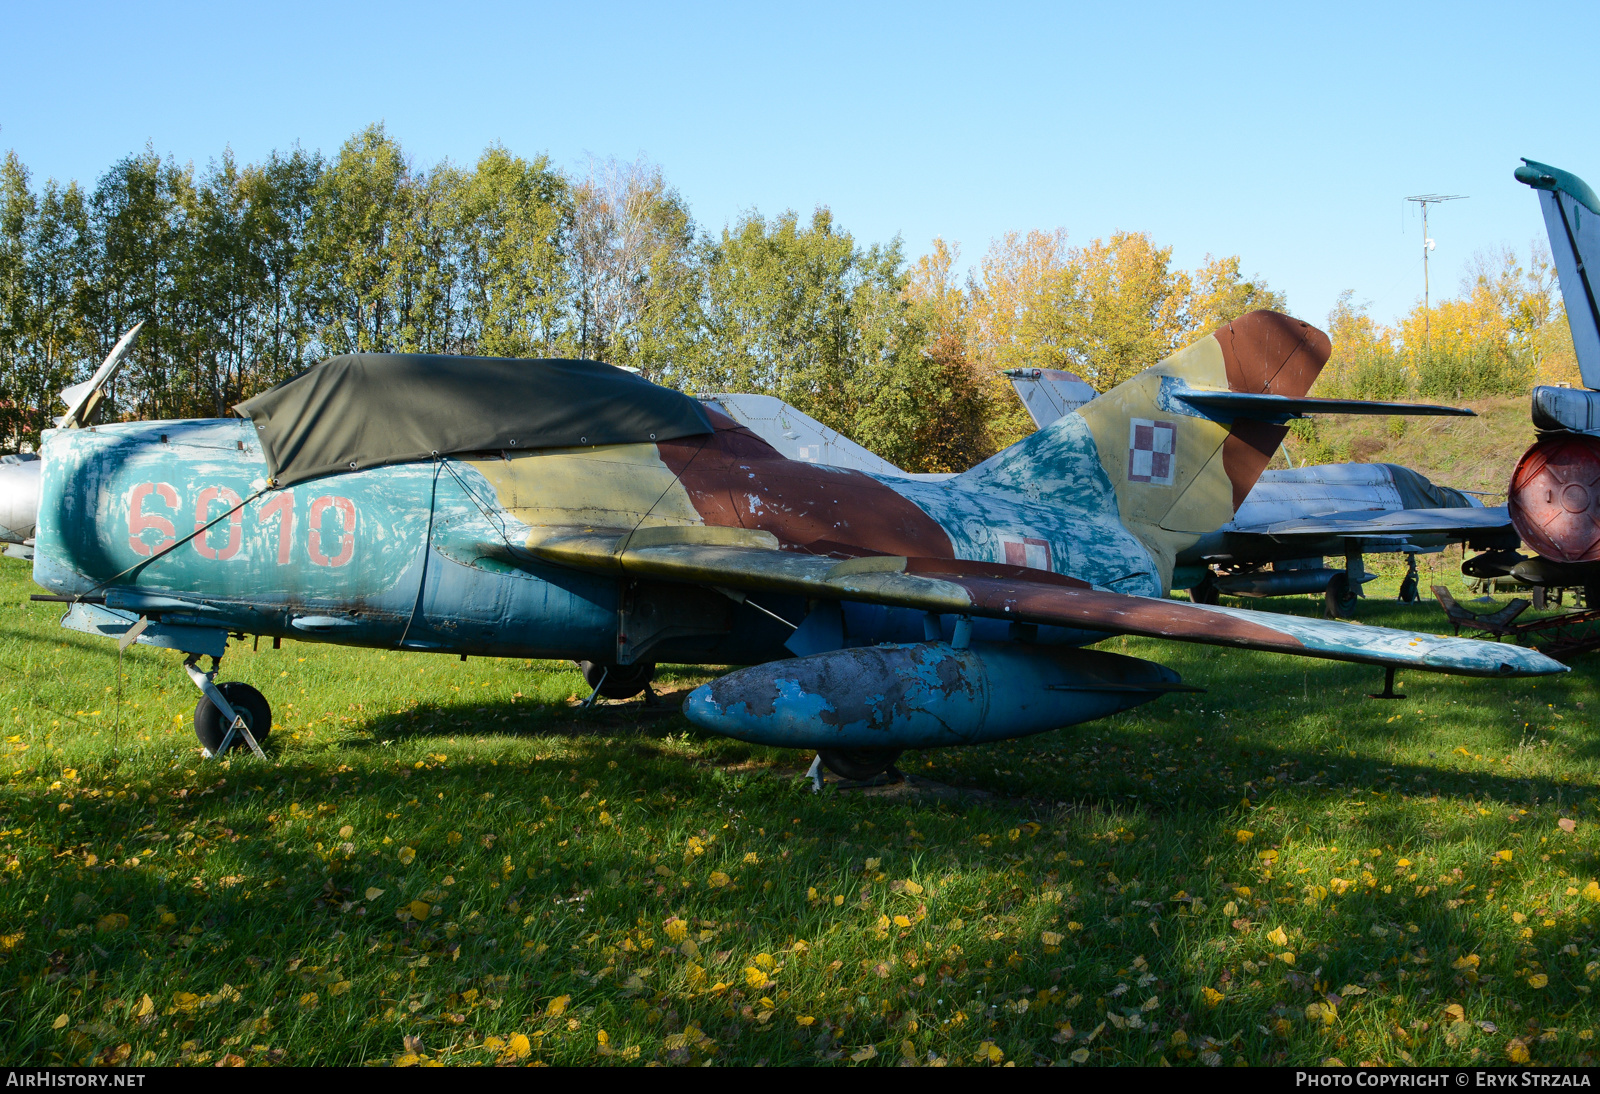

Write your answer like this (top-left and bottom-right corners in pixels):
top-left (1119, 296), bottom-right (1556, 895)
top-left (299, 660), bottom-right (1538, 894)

top-left (2, 1), bottom-right (1592, 328)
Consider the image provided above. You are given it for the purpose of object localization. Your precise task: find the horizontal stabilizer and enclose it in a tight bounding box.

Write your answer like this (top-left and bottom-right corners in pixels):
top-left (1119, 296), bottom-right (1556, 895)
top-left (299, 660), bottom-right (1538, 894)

top-left (1174, 388), bottom-right (1474, 421)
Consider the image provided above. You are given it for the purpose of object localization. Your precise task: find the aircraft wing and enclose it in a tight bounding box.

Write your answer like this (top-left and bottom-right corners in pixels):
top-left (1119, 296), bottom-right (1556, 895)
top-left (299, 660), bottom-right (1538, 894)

top-left (1230, 505), bottom-right (1514, 540)
top-left (526, 530), bottom-right (1562, 677)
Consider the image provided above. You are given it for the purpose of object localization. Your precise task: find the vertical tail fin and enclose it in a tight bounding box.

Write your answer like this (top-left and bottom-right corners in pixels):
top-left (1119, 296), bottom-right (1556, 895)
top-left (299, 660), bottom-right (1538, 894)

top-left (960, 310), bottom-right (1331, 584)
top-left (1517, 159), bottom-right (1600, 389)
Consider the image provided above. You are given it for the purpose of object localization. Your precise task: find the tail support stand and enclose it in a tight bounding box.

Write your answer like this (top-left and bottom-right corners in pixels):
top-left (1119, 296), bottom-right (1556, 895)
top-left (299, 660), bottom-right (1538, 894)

top-left (1367, 666), bottom-right (1405, 701)
top-left (184, 654), bottom-right (266, 759)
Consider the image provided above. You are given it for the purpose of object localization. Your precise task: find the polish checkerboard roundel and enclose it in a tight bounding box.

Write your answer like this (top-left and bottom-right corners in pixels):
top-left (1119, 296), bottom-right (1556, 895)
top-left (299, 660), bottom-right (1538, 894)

top-left (1128, 418), bottom-right (1176, 486)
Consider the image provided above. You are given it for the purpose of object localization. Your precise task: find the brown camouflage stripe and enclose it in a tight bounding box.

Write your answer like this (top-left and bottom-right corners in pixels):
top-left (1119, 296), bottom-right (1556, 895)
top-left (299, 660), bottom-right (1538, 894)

top-left (657, 412), bottom-right (956, 559)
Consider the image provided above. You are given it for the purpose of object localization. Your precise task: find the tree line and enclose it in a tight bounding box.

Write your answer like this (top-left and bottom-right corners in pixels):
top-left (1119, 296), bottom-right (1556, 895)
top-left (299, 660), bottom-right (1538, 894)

top-left (0, 124), bottom-right (1568, 473)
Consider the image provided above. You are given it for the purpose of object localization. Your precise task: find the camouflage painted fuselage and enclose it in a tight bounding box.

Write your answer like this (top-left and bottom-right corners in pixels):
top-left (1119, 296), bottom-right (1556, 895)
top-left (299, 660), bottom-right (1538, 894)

top-left (32, 411), bottom-right (1162, 666)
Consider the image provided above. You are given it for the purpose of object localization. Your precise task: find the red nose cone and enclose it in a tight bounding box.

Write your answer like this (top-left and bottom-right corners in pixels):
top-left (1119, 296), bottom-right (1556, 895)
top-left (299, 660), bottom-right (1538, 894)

top-left (1510, 435), bottom-right (1600, 563)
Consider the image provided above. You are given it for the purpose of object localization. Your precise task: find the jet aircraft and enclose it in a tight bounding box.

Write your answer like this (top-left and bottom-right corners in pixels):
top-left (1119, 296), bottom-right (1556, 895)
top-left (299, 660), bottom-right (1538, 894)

top-left (17, 311), bottom-right (1562, 781)
top-left (1493, 159), bottom-right (1600, 604)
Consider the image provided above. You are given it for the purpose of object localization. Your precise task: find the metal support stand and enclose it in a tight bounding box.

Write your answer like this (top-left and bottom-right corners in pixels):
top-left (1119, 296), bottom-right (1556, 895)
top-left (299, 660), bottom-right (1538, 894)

top-left (806, 754), bottom-right (824, 793)
top-left (1367, 666), bottom-right (1405, 701)
top-left (184, 654), bottom-right (266, 759)
top-left (582, 666), bottom-right (609, 710)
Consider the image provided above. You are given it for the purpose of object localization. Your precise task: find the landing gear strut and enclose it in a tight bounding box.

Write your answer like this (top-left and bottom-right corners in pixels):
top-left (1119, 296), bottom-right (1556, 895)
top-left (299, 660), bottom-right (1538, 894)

top-left (1397, 552), bottom-right (1420, 603)
top-left (185, 654), bottom-right (270, 758)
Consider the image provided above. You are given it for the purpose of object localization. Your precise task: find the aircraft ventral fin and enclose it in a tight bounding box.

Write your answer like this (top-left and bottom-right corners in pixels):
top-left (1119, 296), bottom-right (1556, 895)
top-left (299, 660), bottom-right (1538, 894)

top-left (525, 532), bottom-right (1563, 678)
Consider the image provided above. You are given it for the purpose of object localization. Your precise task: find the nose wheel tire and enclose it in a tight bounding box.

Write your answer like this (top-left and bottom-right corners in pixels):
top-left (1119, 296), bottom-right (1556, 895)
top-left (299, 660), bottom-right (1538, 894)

top-left (577, 661), bottom-right (657, 700)
top-left (817, 748), bottom-right (902, 781)
top-left (194, 682), bottom-right (272, 755)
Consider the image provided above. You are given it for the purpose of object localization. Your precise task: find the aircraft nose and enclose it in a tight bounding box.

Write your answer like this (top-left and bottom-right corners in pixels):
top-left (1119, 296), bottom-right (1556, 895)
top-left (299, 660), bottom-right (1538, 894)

top-left (0, 456), bottom-right (42, 546)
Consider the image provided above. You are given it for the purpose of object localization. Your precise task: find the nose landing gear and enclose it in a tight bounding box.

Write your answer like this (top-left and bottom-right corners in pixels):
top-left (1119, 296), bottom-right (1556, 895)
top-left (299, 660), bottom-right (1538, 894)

top-left (184, 654), bottom-right (271, 758)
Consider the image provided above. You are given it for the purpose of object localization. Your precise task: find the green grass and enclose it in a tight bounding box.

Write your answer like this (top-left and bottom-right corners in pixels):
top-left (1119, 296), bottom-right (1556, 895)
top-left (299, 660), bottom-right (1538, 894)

top-left (1282, 395), bottom-right (1532, 497)
top-left (1, 554), bottom-right (1598, 1067)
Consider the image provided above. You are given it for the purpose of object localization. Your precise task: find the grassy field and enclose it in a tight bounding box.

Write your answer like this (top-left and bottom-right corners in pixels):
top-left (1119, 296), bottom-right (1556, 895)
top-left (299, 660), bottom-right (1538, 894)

top-left (1283, 395), bottom-right (1532, 498)
top-left (1, 552), bottom-right (1598, 1068)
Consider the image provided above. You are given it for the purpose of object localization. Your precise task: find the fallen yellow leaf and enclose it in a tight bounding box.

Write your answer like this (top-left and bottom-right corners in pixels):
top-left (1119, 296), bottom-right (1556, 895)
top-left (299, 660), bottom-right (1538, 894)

top-left (546, 995), bottom-right (571, 1018)
top-left (397, 846), bottom-right (416, 865)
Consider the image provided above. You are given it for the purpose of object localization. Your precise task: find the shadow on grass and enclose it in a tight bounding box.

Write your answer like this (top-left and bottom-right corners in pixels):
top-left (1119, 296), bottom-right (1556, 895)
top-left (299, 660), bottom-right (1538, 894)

top-left (1, 733), bottom-right (1590, 1065)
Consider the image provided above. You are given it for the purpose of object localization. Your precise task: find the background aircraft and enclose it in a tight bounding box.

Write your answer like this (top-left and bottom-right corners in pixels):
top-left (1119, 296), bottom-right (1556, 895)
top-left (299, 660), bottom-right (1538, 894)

top-left (1491, 159), bottom-right (1600, 606)
top-left (17, 311), bottom-right (1561, 781)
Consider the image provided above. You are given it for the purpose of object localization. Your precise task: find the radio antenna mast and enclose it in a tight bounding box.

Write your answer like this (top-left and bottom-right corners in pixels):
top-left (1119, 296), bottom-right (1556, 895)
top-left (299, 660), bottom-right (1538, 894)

top-left (1405, 193), bottom-right (1467, 349)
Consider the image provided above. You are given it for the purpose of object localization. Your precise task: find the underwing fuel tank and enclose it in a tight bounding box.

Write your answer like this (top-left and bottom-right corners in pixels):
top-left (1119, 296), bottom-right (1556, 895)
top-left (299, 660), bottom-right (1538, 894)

top-left (682, 641), bottom-right (1185, 751)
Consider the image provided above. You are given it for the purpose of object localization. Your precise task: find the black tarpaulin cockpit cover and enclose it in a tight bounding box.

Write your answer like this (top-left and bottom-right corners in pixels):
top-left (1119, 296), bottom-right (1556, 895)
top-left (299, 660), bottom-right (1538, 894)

top-left (236, 354), bottom-right (712, 487)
